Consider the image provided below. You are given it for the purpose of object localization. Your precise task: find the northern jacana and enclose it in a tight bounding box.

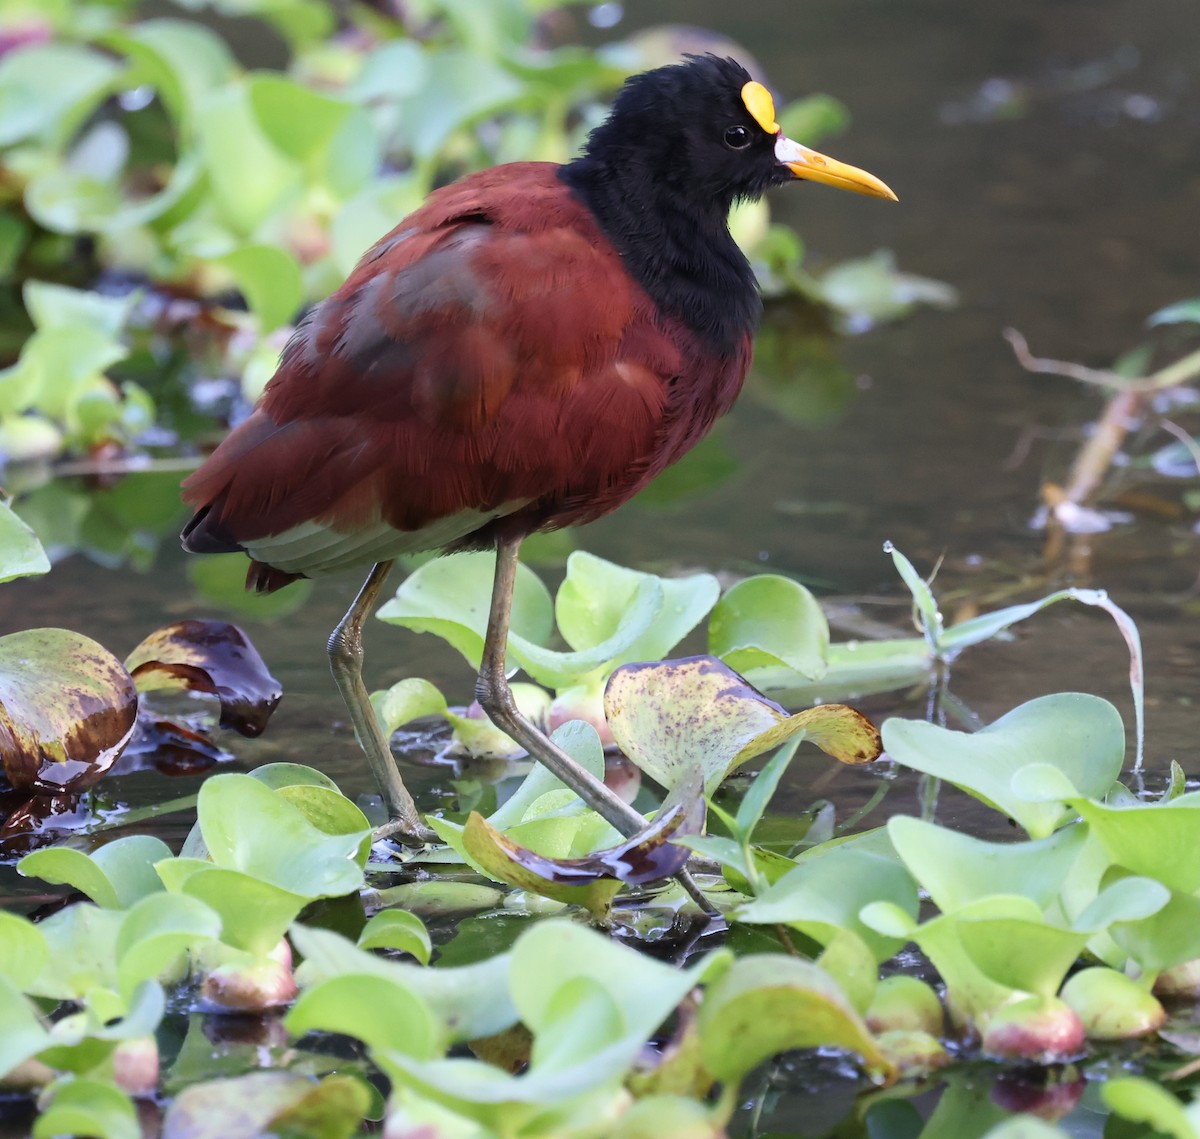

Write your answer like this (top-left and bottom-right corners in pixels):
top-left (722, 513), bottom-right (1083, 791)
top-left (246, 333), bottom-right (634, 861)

top-left (181, 55), bottom-right (895, 849)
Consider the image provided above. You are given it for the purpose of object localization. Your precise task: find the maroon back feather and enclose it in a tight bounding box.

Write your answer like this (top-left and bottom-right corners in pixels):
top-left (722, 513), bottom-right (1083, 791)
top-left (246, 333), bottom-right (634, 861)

top-left (181, 163), bottom-right (751, 585)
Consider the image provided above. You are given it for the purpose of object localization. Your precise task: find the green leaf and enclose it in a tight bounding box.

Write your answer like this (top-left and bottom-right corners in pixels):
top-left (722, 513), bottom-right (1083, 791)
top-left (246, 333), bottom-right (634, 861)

top-left (105, 19), bottom-right (236, 124)
top-left (396, 48), bottom-right (524, 160)
top-left (218, 244), bottom-right (303, 333)
top-left (885, 542), bottom-right (941, 645)
top-left (0, 911), bottom-right (48, 990)
top-left (33, 1078), bottom-right (138, 1139)
top-left (1148, 299), bottom-right (1200, 328)
top-left (0, 43), bottom-right (119, 147)
top-left (734, 846), bottom-right (918, 963)
top-left (195, 773), bottom-right (367, 898)
top-left (554, 550), bottom-right (719, 666)
top-left (357, 910), bottom-right (432, 965)
top-left (1074, 798), bottom-right (1200, 894)
top-left (709, 574), bottom-right (829, 679)
top-left (938, 587), bottom-right (1144, 769)
top-left (1103, 1077), bottom-right (1200, 1139)
top-left (195, 82), bottom-right (300, 235)
top-left (25, 903), bottom-right (122, 1000)
top-left (486, 720), bottom-right (606, 830)
top-left (735, 738), bottom-right (800, 838)
top-left (169, 866), bottom-right (306, 958)
top-left (248, 73), bottom-right (353, 162)
top-left (0, 499), bottom-right (49, 581)
top-left (698, 955), bottom-right (889, 1084)
top-left (116, 893), bottom-right (221, 1001)
top-left (882, 693), bottom-right (1125, 839)
top-left (290, 924), bottom-right (518, 1043)
top-left (287, 973), bottom-right (440, 1058)
top-left (376, 551), bottom-right (553, 671)
top-left (20, 835), bottom-right (172, 910)
top-left (886, 817), bottom-right (1087, 913)
top-left (0, 973), bottom-right (50, 1078)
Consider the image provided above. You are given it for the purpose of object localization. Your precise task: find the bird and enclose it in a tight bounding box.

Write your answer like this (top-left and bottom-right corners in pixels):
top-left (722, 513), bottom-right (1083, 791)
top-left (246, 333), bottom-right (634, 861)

top-left (181, 54), bottom-right (895, 850)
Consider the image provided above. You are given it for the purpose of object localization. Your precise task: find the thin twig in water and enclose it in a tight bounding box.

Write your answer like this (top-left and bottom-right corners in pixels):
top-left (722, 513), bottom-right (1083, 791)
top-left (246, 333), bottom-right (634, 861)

top-left (1158, 418), bottom-right (1200, 478)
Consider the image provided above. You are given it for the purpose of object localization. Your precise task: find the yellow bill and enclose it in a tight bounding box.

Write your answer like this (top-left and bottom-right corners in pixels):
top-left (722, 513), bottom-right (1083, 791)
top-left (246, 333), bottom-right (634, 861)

top-left (775, 135), bottom-right (898, 201)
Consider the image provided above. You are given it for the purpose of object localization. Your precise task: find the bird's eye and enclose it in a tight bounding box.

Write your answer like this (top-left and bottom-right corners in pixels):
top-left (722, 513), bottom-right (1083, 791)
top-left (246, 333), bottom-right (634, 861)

top-left (724, 125), bottom-right (752, 149)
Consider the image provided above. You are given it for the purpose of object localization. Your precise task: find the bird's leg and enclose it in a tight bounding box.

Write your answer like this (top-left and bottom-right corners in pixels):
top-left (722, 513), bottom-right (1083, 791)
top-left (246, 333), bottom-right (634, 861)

top-left (477, 537), bottom-right (716, 914)
top-left (329, 559), bottom-right (435, 845)
top-left (476, 536), bottom-right (647, 834)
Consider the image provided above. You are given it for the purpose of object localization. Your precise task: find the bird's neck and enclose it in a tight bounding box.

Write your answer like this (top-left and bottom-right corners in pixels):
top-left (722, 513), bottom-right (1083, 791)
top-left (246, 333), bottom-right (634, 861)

top-left (558, 158), bottom-right (761, 353)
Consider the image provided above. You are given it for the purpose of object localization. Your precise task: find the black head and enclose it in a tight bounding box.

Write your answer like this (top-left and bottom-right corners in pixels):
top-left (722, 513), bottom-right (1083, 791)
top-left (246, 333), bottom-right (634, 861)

top-left (583, 55), bottom-right (783, 210)
top-left (559, 55), bottom-right (895, 349)
top-left (569, 54), bottom-right (896, 216)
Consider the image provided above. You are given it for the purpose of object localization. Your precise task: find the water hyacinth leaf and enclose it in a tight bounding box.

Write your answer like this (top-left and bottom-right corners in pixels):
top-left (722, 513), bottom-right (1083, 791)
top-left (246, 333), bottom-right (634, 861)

top-left (734, 847), bottom-right (918, 963)
top-left (247, 72), bottom-right (354, 162)
top-left (735, 738), bottom-right (800, 837)
top-left (886, 817), bottom-right (1087, 913)
top-left (605, 655), bottom-right (879, 796)
top-left (105, 18), bottom-right (237, 123)
top-left (1148, 298), bottom-right (1200, 327)
top-left (275, 784), bottom-right (372, 868)
top-left (218, 244), bottom-right (303, 334)
top-left (698, 955), bottom-right (889, 1083)
top-left (248, 762), bottom-right (341, 793)
top-left (1102, 1077), bottom-right (1200, 1139)
top-left (32, 1078), bottom-right (138, 1139)
top-left (287, 974), bottom-right (439, 1058)
top-left (819, 250), bottom-right (958, 324)
top-left (115, 893), bottom-right (221, 1001)
top-left (0, 911), bottom-right (48, 989)
top-left (462, 770), bottom-right (703, 919)
top-left (290, 924), bottom-right (518, 1042)
top-left (19, 835), bottom-right (171, 910)
top-left (882, 693), bottom-right (1125, 839)
top-left (1109, 881), bottom-right (1200, 974)
top-left (817, 926), bottom-right (880, 1015)
top-left (0, 500), bottom-right (49, 582)
top-left (194, 774), bottom-right (367, 899)
top-left (0, 43), bottom-right (119, 147)
top-left (1074, 799), bottom-right (1200, 895)
top-left (0, 628), bottom-right (138, 793)
top-left (168, 866), bottom-right (303, 957)
top-left (124, 619), bottom-right (282, 737)
top-left (885, 542), bottom-right (941, 645)
top-left (487, 721), bottom-right (606, 830)
top-left (398, 47), bottom-right (524, 160)
top-left (377, 551), bottom-right (553, 670)
top-left (939, 587), bottom-right (1144, 770)
top-left (25, 903), bottom-right (122, 1000)
top-left (194, 82), bottom-right (300, 236)
top-left (162, 1071), bottom-right (368, 1139)
top-left (950, 896), bottom-right (1091, 998)
top-left (511, 920), bottom-right (723, 1043)
top-left (0, 974), bottom-right (50, 1079)
top-left (357, 910), bottom-right (432, 965)
top-left (554, 550), bottom-right (719, 665)
top-left (709, 574), bottom-right (829, 679)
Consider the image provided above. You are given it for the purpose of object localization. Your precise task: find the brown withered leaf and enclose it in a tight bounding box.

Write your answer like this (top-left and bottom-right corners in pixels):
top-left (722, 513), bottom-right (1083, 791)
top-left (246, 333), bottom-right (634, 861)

top-left (0, 628), bottom-right (138, 794)
top-left (125, 619), bottom-right (282, 737)
top-left (606, 654), bottom-right (881, 797)
top-left (463, 770), bottom-right (706, 922)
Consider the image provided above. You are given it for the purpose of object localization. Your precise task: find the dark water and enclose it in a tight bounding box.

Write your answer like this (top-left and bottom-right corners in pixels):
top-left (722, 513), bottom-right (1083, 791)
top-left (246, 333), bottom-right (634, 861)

top-left (1, 0), bottom-right (1199, 1129)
